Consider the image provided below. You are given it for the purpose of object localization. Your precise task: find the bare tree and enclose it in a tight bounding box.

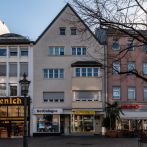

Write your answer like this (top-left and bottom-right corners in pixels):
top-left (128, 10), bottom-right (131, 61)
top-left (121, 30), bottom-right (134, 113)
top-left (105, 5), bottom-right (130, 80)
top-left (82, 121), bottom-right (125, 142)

top-left (70, 0), bottom-right (147, 81)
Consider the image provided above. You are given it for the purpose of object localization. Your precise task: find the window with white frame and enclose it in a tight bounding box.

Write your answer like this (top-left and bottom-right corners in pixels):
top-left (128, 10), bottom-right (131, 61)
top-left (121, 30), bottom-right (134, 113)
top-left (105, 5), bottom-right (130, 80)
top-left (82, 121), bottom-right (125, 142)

top-left (20, 62), bottom-right (28, 76)
top-left (112, 39), bottom-right (120, 50)
top-left (9, 48), bottom-right (18, 56)
top-left (113, 61), bottom-right (120, 74)
top-left (48, 47), bottom-right (64, 56)
top-left (128, 62), bottom-right (135, 72)
top-left (9, 62), bottom-right (17, 77)
top-left (73, 91), bottom-right (101, 101)
top-left (43, 92), bottom-right (64, 102)
top-left (20, 48), bottom-right (28, 56)
top-left (0, 48), bottom-right (7, 56)
top-left (43, 69), bottom-right (64, 79)
top-left (127, 38), bottom-right (134, 51)
top-left (72, 47), bottom-right (86, 55)
top-left (0, 63), bottom-right (6, 76)
top-left (0, 83), bottom-right (6, 96)
top-left (112, 87), bottom-right (120, 99)
top-left (144, 88), bottom-right (147, 100)
top-left (143, 63), bottom-right (147, 74)
top-left (75, 67), bottom-right (100, 77)
top-left (128, 87), bottom-right (135, 100)
top-left (9, 83), bottom-right (17, 96)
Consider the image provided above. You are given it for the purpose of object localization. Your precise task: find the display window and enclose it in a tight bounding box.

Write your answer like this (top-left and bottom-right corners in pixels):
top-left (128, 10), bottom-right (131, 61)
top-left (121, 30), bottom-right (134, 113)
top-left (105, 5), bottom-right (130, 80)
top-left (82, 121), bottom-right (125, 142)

top-left (36, 114), bottom-right (60, 133)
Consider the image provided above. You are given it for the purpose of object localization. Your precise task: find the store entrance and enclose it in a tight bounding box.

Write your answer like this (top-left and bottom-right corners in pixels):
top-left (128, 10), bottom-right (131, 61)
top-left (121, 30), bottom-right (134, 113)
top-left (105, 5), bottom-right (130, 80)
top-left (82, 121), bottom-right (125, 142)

top-left (71, 115), bottom-right (95, 133)
top-left (0, 121), bottom-right (24, 138)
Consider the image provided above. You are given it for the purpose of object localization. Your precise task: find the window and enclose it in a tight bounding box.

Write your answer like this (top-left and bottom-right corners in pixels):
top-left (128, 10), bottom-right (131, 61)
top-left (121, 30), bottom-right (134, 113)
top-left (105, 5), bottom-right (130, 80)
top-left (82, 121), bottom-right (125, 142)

top-left (143, 44), bottom-right (147, 52)
top-left (9, 48), bottom-right (17, 56)
top-left (128, 62), bottom-right (135, 72)
top-left (0, 48), bottom-right (6, 56)
top-left (9, 83), bottom-right (17, 96)
top-left (60, 27), bottom-right (66, 35)
top-left (9, 62), bottom-right (17, 77)
top-left (20, 48), bottom-right (28, 56)
top-left (75, 67), bottom-right (100, 77)
top-left (128, 87), bottom-right (135, 100)
top-left (72, 47), bottom-right (86, 55)
top-left (112, 87), bottom-right (120, 99)
top-left (48, 47), bottom-right (64, 56)
top-left (112, 40), bottom-right (120, 50)
top-left (113, 61), bottom-right (120, 74)
top-left (71, 27), bottom-right (77, 35)
top-left (0, 63), bottom-right (6, 76)
top-left (127, 38), bottom-right (134, 51)
top-left (43, 69), bottom-right (64, 79)
top-left (43, 92), bottom-right (64, 102)
top-left (73, 91), bottom-right (101, 101)
top-left (144, 88), bottom-right (147, 100)
top-left (143, 63), bottom-right (147, 74)
top-left (20, 62), bottom-right (28, 76)
top-left (0, 83), bottom-right (6, 96)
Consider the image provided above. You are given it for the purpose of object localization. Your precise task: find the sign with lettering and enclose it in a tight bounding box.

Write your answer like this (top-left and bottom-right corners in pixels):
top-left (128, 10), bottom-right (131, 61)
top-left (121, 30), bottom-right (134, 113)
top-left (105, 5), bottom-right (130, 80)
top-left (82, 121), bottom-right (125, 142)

top-left (120, 104), bottom-right (140, 109)
top-left (74, 111), bottom-right (95, 115)
top-left (33, 108), bottom-right (63, 114)
top-left (0, 97), bottom-right (30, 106)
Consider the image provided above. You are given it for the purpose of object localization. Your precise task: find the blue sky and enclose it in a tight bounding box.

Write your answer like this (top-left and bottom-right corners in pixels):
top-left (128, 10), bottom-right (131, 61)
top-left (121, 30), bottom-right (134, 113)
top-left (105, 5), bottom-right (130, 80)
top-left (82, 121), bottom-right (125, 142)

top-left (0, 0), bottom-right (69, 41)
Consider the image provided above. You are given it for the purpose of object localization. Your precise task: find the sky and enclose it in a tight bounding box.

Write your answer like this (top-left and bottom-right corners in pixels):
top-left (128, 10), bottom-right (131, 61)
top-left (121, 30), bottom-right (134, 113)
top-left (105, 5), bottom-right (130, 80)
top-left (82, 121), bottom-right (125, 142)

top-left (0, 0), bottom-right (70, 41)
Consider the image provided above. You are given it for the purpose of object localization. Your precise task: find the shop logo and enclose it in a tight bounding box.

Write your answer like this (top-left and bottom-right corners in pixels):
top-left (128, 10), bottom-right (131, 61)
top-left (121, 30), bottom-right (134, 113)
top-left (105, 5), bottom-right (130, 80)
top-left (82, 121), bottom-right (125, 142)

top-left (0, 97), bottom-right (24, 105)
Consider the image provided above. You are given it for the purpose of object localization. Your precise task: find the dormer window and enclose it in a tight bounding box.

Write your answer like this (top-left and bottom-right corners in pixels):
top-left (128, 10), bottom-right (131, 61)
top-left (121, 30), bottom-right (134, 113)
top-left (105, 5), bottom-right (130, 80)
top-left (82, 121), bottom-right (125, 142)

top-left (60, 27), bottom-right (66, 35)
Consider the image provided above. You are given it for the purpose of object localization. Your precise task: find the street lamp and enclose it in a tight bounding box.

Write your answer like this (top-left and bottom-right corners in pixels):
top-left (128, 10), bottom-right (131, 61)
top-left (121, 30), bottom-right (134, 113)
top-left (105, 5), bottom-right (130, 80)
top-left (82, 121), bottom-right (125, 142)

top-left (19, 73), bottom-right (30, 147)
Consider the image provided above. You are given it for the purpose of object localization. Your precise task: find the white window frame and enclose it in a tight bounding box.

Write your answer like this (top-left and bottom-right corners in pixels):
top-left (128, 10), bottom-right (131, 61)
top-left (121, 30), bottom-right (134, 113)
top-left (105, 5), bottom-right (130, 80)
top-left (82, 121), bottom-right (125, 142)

top-left (112, 87), bottom-right (120, 99)
top-left (48, 47), bottom-right (64, 56)
top-left (143, 63), bottom-right (147, 75)
top-left (113, 61), bottom-right (120, 74)
top-left (112, 40), bottom-right (120, 51)
top-left (72, 47), bottom-right (86, 55)
top-left (128, 87), bottom-right (135, 100)
top-left (144, 87), bottom-right (147, 100)
top-left (128, 62), bottom-right (135, 72)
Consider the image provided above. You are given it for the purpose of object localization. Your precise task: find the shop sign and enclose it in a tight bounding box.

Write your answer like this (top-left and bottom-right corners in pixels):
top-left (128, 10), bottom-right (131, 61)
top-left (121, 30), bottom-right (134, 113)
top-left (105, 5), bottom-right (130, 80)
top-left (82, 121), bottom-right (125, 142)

top-left (120, 104), bottom-right (140, 109)
top-left (0, 97), bottom-right (27, 106)
top-left (74, 111), bottom-right (95, 115)
top-left (33, 108), bottom-right (63, 114)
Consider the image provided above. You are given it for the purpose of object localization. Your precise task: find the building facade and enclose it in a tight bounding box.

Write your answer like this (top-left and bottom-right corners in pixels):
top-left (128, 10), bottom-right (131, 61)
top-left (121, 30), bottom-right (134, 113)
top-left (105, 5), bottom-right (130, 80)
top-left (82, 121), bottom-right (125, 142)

top-left (0, 33), bottom-right (33, 138)
top-left (107, 31), bottom-right (147, 131)
top-left (32, 4), bottom-right (105, 136)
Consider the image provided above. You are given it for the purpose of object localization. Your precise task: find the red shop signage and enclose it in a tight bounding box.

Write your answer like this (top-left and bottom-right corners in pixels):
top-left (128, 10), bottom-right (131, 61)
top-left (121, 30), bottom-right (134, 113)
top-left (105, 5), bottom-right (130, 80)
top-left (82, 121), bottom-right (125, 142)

top-left (120, 104), bottom-right (140, 109)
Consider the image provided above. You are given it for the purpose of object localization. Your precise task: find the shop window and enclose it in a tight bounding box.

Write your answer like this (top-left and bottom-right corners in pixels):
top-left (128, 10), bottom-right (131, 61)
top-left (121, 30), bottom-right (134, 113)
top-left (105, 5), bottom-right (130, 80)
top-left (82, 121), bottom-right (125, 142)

top-left (9, 62), bottom-right (17, 77)
top-left (128, 87), bottom-right (135, 100)
top-left (0, 106), bottom-right (7, 117)
top-left (0, 63), bottom-right (6, 76)
top-left (0, 83), bottom-right (6, 96)
top-left (73, 91), bottom-right (101, 101)
top-left (43, 92), bottom-right (64, 102)
top-left (37, 115), bottom-right (60, 133)
top-left (20, 62), bottom-right (28, 76)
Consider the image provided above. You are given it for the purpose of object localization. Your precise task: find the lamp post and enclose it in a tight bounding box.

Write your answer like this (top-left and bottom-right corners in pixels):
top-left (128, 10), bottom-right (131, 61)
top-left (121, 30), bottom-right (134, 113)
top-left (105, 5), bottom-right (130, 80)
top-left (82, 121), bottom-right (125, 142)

top-left (19, 73), bottom-right (30, 147)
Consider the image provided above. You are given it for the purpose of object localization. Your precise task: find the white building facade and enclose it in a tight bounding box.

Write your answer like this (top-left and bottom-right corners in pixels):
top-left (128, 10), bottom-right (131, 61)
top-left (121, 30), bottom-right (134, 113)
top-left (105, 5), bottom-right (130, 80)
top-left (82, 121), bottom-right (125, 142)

top-left (32, 4), bottom-right (105, 136)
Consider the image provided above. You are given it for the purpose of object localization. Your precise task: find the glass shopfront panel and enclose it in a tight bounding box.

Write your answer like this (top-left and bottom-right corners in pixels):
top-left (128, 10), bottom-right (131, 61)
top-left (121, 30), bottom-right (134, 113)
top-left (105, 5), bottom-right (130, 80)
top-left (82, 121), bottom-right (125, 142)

top-left (71, 115), bottom-right (95, 133)
top-left (36, 114), bottom-right (60, 133)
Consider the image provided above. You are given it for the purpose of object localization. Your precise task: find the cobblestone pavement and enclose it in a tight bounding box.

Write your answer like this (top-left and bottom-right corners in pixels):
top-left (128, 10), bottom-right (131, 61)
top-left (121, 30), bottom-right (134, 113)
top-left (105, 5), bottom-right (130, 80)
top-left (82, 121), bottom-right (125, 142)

top-left (0, 136), bottom-right (139, 147)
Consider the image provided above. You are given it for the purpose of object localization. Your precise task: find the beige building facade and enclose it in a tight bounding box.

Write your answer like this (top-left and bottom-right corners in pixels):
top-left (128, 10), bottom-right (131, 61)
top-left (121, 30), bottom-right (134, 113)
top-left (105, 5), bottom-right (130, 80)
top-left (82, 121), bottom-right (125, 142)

top-left (32, 4), bottom-right (105, 136)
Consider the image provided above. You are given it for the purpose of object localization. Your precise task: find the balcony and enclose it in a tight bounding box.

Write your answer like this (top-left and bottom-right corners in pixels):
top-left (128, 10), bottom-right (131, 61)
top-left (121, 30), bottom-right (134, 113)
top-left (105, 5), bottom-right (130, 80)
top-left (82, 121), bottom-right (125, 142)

top-left (72, 100), bottom-right (103, 109)
top-left (72, 77), bottom-right (102, 90)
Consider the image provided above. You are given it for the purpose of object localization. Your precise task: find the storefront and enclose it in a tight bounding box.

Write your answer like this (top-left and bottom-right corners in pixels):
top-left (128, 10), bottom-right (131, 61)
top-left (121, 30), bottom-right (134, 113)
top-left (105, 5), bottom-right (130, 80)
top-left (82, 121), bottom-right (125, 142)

top-left (71, 110), bottom-right (103, 134)
top-left (32, 108), bottom-right (64, 136)
top-left (0, 97), bottom-right (30, 138)
top-left (117, 103), bottom-right (147, 131)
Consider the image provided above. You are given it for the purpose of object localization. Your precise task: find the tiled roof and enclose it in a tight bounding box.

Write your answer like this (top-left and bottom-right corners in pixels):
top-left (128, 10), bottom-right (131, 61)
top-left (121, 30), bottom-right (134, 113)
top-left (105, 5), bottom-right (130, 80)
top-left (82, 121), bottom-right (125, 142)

top-left (0, 33), bottom-right (33, 45)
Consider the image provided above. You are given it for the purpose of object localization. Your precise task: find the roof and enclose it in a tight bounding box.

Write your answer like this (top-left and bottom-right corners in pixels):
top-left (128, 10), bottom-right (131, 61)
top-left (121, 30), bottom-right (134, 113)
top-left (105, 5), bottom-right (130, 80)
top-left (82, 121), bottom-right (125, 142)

top-left (0, 33), bottom-right (33, 45)
top-left (71, 61), bottom-right (102, 67)
top-left (35, 3), bottom-right (102, 44)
